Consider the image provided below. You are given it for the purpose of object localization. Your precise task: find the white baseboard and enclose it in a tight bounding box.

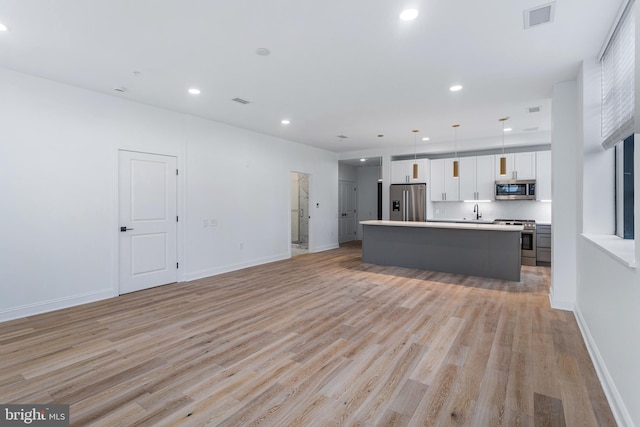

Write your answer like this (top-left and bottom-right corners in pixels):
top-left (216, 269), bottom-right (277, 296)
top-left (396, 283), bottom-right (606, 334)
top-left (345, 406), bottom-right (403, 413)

top-left (574, 305), bottom-right (633, 427)
top-left (0, 289), bottom-right (114, 323)
top-left (548, 288), bottom-right (575, 311)
top-left (184, 252), bottom-right (290, 282)
top-left (311, 243), bottom-right (340, 252)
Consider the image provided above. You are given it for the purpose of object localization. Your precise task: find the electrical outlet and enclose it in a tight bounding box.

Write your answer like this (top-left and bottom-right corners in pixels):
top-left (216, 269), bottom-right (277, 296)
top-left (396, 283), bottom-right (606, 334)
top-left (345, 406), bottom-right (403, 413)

top-left (203, 219), bottom-right (208, 227)
top-left (210, 219), bottom-right (217, 226)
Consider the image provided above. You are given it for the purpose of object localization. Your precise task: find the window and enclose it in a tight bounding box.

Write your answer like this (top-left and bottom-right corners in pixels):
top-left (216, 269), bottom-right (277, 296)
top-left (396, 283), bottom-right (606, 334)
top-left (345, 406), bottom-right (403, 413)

top-left (615, 135), bottom-right (634, 239)
top-left (601, 0), bottom-right (635, 242)
top-left (583, 0), bottom-right (636, 268)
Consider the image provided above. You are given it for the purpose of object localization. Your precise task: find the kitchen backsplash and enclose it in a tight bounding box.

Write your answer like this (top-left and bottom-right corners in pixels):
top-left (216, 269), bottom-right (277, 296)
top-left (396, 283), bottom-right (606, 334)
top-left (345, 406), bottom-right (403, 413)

top-left (430, 200), bottom-right (552, 223)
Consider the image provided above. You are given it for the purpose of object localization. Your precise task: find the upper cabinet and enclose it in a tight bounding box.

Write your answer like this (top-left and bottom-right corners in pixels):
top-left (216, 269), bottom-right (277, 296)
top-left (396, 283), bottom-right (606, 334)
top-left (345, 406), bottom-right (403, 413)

top-left (536, 151), bottom-right (552, 200)
top-left (495, 152), bottom-right (536, 180)
top-left (391, 159), bottom-right (428, 183)
top-left (430, 158), bottom-right (459, 201)
top-left (459, 155), bottom-right (495, 200)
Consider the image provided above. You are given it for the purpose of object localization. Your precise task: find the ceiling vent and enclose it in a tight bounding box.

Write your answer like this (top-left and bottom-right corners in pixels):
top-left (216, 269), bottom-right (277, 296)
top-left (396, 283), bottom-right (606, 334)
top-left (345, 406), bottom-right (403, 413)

top-left (524, 3), bottom-right (555, 29)
top-left (232, 97), bottom-right (250, 104)
top-left (337, 135), bottom-right (349, 139)
top-left (524, 127), bottom-right (540, 132)
top-left (527, 105), bottom-right (541, 113)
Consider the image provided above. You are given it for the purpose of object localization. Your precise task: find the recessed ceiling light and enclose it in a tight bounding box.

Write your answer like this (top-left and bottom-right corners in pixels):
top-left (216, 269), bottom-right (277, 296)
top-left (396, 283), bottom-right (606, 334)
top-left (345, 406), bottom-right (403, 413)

top-left (188, 88), bottom-right (201, 95)
top-left (0, 23), bottom-right (8, 32)
top-left (360, 158), bottom-right (366, 162)
top-left (449, 85), bottom-right (463, 92)
top-left (281, 119), bottom-right (290, 125)
top-left (399, 9), bottom-right (419, 21)
top-left (422, 137), bottom-right (430, 141)
top-left (504, 127), bottom-right (513, 132)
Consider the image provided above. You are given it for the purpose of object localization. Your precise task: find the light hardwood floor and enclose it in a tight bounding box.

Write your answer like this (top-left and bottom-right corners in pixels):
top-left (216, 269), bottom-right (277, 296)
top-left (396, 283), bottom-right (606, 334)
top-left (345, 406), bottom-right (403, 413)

top-left (0, 242), bottom-right (615, 426)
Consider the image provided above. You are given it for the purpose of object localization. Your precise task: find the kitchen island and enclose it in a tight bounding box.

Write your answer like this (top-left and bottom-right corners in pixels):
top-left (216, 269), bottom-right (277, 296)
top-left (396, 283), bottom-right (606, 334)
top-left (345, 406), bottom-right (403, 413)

top-left (360, 220), bottom-right (524, 281)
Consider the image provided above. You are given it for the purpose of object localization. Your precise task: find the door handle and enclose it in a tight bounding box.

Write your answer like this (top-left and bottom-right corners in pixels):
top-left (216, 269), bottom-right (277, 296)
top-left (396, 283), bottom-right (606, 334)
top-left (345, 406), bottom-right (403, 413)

top-left (120, 226), bottom-right (134, 232)
top-left (403, 190), bottom-right (407, 221)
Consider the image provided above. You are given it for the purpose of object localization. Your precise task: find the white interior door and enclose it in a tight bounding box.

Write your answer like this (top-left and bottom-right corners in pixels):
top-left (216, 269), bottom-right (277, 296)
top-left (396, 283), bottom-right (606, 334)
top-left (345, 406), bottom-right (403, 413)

top-left (119, 150), bottom-right (178, 294)
top-left (339, 180), bottom-right (356, 243)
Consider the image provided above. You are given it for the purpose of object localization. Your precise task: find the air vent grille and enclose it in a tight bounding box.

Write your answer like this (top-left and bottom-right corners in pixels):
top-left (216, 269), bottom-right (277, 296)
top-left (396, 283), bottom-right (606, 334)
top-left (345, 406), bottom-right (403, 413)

top-left (232, 97), bottom-right (250, 104)
top-left (524, 3), bottom-right (555, 29)
top-left (523, 127), bottom-right (540, 132)
top-left (527, 106), bottom-right (541, 113)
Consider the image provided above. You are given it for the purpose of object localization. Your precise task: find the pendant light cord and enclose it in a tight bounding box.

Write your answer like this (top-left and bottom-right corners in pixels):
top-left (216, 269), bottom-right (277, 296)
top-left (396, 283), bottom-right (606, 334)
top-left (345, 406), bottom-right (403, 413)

top-left (500, 116), bottom-right (509, 154)
top-left (502, 120), bottom-right (505, 154)
top-left (453, 124), bottom-right (459, 158)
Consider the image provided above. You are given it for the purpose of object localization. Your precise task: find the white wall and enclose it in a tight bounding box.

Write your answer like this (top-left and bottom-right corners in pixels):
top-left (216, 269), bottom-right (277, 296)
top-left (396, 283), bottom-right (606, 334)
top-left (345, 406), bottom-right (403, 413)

top-left (549, 80), bottom-right (579, 310)
top-left (338, 162), bottom-right (358, 182)
top-left (0, 67), bottom-right (338, 321)
top-left (356, 165), bottom-right (380, 238)
top-left (571, 57), bottom-right (640, 426)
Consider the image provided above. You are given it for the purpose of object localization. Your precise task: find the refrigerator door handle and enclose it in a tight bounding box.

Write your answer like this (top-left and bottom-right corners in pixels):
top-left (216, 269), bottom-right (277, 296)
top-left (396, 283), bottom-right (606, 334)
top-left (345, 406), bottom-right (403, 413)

top-left (405, 190), bottom-right (409, 221)
top-left (407, 190), bottom-right (411, 221)
top-left (403, 190), bottom-right (407, 221)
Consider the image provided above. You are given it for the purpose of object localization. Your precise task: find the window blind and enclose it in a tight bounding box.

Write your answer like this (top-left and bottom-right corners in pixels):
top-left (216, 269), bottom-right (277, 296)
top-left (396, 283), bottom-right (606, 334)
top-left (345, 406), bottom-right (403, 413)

top-left (601, 0), bottom-right (635, 150)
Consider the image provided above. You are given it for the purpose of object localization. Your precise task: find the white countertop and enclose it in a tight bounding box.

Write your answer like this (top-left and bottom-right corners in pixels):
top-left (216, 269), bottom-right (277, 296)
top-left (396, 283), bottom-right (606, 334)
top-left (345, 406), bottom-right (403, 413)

top-left (426, 218), bottom-right (495, 225)
top-left (360, 220), bottom-right (524, 232)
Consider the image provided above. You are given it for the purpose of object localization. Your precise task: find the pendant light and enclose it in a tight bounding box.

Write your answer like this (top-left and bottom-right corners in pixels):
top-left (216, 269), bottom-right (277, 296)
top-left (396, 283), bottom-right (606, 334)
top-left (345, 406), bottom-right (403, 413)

top-left (412, 129), bottom-right (419, 179)
top-left (499, 117), bottom-right (509, 176)
top-left (452, 124), bottom-right (460, 178)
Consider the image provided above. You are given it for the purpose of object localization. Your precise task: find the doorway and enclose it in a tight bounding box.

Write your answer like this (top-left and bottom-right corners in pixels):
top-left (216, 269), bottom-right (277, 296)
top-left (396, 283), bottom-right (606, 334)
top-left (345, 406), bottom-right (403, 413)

top-left (118, 150), bottom-right (178, 294)
top-left (291, 172), bottom-right (310, 256)
top-left (339, 180), bottom-right (357, 243)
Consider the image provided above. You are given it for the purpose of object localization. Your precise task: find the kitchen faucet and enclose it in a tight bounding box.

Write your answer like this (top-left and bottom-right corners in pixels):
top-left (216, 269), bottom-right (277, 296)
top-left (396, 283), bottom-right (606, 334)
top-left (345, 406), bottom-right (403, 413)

top-left (473, 203), bottom-right (481, 220)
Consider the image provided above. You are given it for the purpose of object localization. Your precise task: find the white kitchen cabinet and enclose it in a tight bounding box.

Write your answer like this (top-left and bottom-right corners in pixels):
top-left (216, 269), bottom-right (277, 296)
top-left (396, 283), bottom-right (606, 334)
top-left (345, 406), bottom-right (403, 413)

top-left (536, 151), bottom-right (552, 200)
top-left (430, 158), bottom-right (459, 201)
top-left (391, 159), bottom-right (427, 183)
top-left (495, 152), bottom-right (536, 180)
top-left (459, 155), bottom-right (495, 200)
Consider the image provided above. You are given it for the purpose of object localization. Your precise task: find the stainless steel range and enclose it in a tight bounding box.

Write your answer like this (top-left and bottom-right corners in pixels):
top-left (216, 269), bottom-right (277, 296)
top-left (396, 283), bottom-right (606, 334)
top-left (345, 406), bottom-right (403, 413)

top-left (494, 219), bottom-right (537, 266)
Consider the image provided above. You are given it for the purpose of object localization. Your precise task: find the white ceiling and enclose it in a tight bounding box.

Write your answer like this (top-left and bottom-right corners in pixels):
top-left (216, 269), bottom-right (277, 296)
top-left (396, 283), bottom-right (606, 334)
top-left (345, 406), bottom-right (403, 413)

top-left (0, 0), bottom-right (623, 153)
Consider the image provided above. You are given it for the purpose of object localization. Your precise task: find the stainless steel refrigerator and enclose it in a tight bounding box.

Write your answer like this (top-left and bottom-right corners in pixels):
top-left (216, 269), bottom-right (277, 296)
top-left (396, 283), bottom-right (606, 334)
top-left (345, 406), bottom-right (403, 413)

top-left (390, 183), bottom-right (426, 221)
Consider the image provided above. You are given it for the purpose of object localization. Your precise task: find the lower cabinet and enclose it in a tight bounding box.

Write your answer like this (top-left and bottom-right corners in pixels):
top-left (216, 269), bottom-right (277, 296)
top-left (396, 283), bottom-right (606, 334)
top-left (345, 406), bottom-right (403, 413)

top-left (537, 224), bottom-right (551, 266)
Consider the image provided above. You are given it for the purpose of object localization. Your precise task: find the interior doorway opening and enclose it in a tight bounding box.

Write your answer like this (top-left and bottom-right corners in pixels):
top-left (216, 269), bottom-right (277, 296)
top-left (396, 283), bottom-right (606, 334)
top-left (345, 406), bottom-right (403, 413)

top-left (291, 172), bottom-right (310, 256)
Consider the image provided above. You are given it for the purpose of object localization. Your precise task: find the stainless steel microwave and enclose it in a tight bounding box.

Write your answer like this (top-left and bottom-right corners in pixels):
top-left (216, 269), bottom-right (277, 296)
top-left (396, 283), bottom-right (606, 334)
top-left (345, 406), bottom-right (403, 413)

top-left (495, 180), bottom-right (536, 200)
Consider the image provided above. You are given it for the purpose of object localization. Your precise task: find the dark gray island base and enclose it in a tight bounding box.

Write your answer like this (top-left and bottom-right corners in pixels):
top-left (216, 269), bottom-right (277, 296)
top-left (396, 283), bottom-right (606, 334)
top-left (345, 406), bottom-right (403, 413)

top-left (361, 220), bottom-right (523, 281)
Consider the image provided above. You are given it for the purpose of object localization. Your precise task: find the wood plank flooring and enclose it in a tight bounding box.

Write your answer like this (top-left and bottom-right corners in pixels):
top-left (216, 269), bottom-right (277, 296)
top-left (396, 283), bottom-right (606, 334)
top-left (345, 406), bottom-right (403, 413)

top-left (0, 241), bottom-right (615, 426)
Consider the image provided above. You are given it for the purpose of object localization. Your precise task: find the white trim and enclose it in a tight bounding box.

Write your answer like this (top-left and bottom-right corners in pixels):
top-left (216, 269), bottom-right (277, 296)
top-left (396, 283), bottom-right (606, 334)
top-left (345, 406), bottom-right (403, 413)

top-left (581, 234), bottom-right (636, 268)
top-left (548, 287), bottom-right (575, 311)
top-left (0, 289), bottom-right (114, 323)
top-left (574, 305), bottom-right (634, 427)
top-left (184, 243), bottom-right (340, 282)
top-left (312, 243), bottom-right (340, 252)
top-left (184, 253), bottom-right (290, 282)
